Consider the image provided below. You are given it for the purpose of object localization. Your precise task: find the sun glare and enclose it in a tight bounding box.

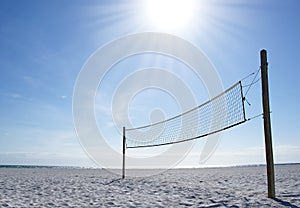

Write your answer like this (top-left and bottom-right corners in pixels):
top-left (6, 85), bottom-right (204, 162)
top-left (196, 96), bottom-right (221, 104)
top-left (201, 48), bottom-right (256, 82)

top-left (146, 0), bottom-right (194, 30)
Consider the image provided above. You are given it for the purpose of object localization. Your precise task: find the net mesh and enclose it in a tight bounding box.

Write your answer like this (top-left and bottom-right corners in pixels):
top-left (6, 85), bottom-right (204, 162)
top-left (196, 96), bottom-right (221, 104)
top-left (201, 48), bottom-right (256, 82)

top-left (126, 82), bottom-right (246, 148)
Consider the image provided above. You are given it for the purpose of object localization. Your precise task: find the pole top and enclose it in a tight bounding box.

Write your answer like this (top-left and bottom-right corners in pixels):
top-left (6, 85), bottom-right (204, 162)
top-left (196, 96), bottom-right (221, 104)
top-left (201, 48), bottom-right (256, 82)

top-left (260, 49), bottom-right (268, 67)
top-left (260, 49), bottom-right (267, 56)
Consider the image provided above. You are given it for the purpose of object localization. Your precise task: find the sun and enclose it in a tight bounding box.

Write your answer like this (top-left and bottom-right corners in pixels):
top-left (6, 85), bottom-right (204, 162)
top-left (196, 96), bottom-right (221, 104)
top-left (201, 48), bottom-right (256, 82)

top-left (146, 0), bottom-right (195, 30)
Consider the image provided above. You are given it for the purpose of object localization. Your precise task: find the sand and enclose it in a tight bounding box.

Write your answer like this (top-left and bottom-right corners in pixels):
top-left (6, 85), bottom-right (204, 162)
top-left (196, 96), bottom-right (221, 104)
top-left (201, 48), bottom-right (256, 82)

top-left (0, 165), bottom-right (299, 207)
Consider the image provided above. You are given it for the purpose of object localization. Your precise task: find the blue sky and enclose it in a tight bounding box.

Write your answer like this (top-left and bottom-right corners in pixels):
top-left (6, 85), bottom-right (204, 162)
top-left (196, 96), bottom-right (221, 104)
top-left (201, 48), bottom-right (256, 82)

top-left (0, 0), bottom-right (299, 167)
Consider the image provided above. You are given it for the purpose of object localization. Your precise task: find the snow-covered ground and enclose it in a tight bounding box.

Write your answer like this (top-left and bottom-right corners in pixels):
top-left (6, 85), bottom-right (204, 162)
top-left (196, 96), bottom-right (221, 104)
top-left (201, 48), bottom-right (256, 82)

top-left (0, 165), bottom-right (299, 207)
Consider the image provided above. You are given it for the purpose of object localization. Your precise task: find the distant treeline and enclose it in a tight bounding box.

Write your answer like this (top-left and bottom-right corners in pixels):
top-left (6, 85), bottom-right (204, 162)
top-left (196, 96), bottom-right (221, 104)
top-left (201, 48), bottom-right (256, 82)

top-left (0, 163), bottom-right (299, 169)
top-left (0, 165), bottom-right (82, 169)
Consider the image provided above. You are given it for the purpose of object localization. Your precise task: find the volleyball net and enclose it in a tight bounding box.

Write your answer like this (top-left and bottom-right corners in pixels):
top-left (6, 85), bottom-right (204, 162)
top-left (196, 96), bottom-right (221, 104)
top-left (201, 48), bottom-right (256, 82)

top-left (125, 81), bottom-right (246, 148)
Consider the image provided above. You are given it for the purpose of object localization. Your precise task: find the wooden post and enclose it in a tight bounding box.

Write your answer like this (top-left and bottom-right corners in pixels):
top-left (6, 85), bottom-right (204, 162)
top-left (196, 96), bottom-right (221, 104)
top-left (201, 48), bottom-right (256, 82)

top-left (122, 126), bottom-right (126, 179)
top-left (260, 49), bottom-right (275, 198)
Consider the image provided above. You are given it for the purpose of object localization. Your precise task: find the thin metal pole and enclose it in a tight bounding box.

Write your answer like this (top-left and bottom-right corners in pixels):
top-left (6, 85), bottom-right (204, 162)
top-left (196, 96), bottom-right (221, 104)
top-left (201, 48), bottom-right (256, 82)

top-left (239, 81), bottom-right (247, 122)
top-left (122, 126), bottom-right (126, 179)
top-left (260, 49), bottom-right (275, 198)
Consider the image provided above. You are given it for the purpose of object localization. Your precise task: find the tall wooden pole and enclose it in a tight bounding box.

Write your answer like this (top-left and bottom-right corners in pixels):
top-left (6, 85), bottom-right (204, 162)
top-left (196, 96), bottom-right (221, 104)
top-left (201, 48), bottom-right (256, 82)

top-left (122, 126), bottom-right (126, 179)
top-left (260, 49), bottom-right (275, 198)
